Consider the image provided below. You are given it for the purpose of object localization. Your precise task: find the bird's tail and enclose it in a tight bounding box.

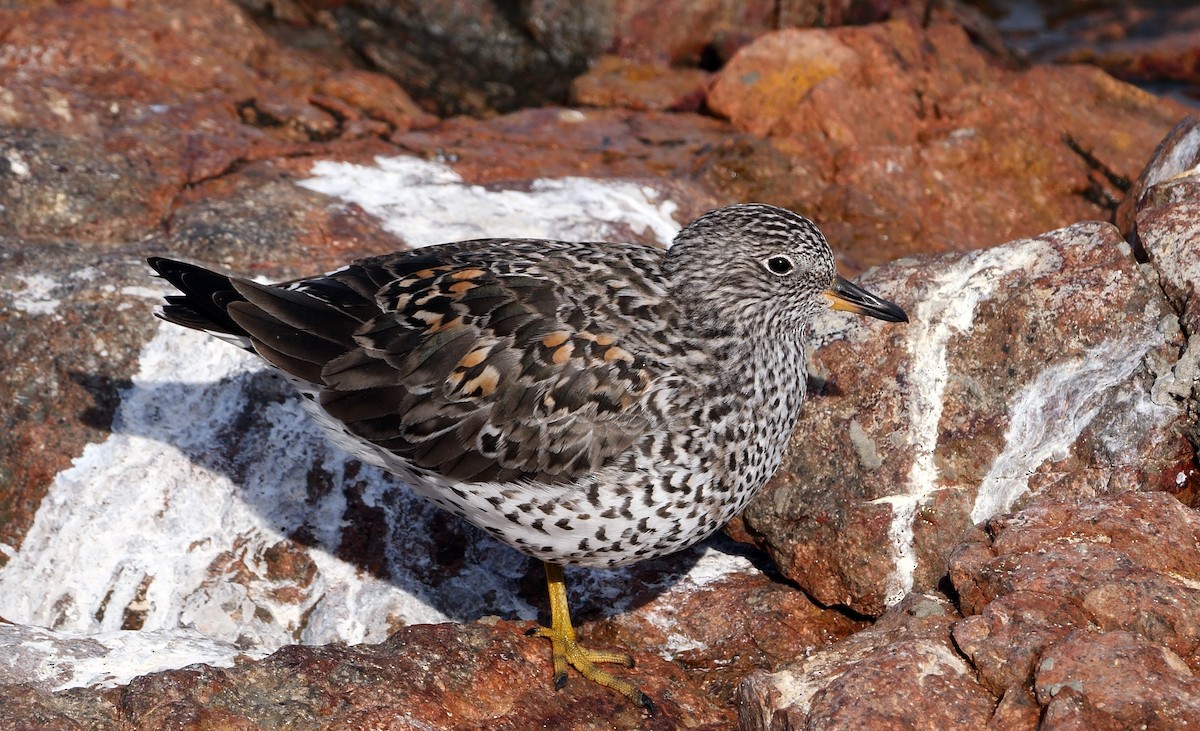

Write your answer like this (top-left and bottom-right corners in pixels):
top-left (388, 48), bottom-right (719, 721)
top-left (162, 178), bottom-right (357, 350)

top-left (147, 257), bottom-right (253, 349)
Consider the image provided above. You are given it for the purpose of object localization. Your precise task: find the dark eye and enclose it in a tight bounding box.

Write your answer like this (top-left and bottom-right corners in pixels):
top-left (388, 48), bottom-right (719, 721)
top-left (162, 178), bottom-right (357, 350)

top-left (765, 255), bottom-right (794, 276)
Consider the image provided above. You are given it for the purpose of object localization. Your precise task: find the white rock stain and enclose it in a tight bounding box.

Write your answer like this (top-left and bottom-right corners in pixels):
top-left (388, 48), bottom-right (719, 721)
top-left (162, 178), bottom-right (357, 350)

top-left (970, 338), bottom-right (1169, 523)
top-left (874, 242), bottom-right (1055, 606)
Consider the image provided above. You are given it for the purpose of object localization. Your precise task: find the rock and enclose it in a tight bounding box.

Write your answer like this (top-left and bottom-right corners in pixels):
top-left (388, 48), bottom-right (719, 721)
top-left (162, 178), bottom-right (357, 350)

top-left (1115, 115), bottom-right (1200, 245)
top-left (707, 18), bottom-right (1188, 271)
top-left (1056, 26), bottom-right (1200, 93)
top-left (951, 591), bottom-right (1087, 696)
top-left (944, 490), bottom-right (1200, 729)
top-left (1035, 630), bottom-right (1200, 730)
top-left (736, 217), bottom-right (1195, 616)
top-left (388, 106), bottom-right (771, 218)
top-left (587, 560), bottom-right (866, 702)
top-left (256, 0), bottom-right (911, 116)
top-left (0, 0), bottom-right (434, 245)
top-left (314, 0), bottom-right (610, 117)
top-left (737, 594), bottom-right (995, 730)
top-left (570, 56), bottom-right (711, 112)
top-left (739, 491), bottom-right (1200, 727)
top-left (606, 0), bottom-right (777, 66)
top-left (0, 620), bottom-right (243, 694)
top-left (0, 682), bottom-right (119, 731)
top-left (1026, 3), bottom-right (1200, 102)
top-left (987, 686), bottom-right (1041, 731)
top-left (948, 492), bottom-right (1200, 669)
top-left (1120, 115), bottom-right (1200, 418)
top-left (606, 0), bottom-right (907, 67)
top-left (0, 620), bottom-right (732, 730)
top-left (0, 127), bottom-right (163, 245)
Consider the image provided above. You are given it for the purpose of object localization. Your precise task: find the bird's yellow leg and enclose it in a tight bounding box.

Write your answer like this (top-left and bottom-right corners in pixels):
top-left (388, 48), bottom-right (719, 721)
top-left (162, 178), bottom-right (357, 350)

top-left (527, 562), bottom-right (655, 712)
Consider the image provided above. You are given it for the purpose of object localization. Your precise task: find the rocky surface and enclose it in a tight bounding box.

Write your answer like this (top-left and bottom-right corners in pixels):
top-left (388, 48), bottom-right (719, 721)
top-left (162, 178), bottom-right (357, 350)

top-left (1, 0), bottom-right (1198, 728)
top-left (952, 491), bottom-right (1200, 731)
top-left (735, 215), bottom-right (1195, 616)
top-left (707, 18), bottom-right (1189, 270)
top-left (741, 491), bottom-right (1200, 730)
top-left (570, 55), bottom-right (712, 112)
top-left (1126, 115), bottom-right (1200, 418)
top-left (739, 594), bottom-right (997, 731)
top-left (238, 0), bottom-right (910, 116)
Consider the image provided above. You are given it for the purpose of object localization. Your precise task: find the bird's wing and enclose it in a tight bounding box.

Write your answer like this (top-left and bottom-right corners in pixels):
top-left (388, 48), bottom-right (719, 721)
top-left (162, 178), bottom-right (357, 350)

top-left (225, 242), bottom-right (669, 484)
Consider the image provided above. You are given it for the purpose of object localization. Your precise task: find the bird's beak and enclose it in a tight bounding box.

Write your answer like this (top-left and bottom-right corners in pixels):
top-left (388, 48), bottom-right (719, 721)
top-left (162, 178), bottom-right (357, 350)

top-left (824, 274), bottom-right (908, 323)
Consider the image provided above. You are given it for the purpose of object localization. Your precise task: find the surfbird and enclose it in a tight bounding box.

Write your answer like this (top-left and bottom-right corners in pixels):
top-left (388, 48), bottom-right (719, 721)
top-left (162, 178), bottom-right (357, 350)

top-left (148, 203), bottom-right (907, 710)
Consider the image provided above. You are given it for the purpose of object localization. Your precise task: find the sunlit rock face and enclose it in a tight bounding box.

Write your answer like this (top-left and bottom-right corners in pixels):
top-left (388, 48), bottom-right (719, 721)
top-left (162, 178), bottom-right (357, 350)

top-left (738, 218), bottom-right (1194, 616)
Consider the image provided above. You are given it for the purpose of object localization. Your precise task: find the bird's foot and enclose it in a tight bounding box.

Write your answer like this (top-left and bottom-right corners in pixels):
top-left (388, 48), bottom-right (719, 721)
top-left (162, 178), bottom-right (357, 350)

top-left (525, 624), bottom-right (654, 713)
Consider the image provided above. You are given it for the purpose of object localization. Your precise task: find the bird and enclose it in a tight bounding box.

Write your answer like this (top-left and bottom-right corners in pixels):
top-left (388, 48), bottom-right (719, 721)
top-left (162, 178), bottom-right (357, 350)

top-left (148, 203), bottom-right (907, 711)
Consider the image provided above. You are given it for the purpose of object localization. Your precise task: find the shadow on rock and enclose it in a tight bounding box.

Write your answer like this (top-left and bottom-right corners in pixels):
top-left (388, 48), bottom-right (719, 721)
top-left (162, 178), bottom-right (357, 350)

top-left (91, 347), bottom-right (707, 634)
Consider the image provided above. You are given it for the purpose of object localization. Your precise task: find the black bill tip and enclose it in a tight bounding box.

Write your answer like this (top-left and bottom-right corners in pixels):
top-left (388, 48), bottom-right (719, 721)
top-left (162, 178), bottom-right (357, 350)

top-left (824, 274), bottom-right (908, 323)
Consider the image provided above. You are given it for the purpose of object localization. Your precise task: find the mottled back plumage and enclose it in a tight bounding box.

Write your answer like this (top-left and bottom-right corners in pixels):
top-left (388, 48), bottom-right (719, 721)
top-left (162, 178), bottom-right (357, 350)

top-left (150, 204), bottom-right (905, 568)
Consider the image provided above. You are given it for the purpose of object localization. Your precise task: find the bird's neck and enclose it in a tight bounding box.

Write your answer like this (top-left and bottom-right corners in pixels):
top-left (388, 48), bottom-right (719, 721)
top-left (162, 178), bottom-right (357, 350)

top-left (674, 324), bottom-right (810, 425)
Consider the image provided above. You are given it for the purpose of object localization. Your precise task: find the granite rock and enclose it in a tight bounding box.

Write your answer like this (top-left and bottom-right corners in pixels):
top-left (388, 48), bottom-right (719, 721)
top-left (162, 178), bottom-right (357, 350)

top-left (735, 215), bottom-right (1195, 615)
top-left (737, 594), bottom-right (995, 730)
top-left (949, 492), bottom-right (1200, 671)
top-left (707, 18), bottom-right (1188, 270)
top-left (947, 491), bottom-right (1200, 730)
top-left (1035, 629), bottom-right (1200, 731)
top-left (738, 491), bottom-right (1200, 728)
top-left (570, 55), bottom-right (712, 112)
top-left (0, 0), bottom-right (434, 246)
top-left (1122, 115), bottom-right (1200, 417)
top-left (0, 620), bottom-right (732, 730)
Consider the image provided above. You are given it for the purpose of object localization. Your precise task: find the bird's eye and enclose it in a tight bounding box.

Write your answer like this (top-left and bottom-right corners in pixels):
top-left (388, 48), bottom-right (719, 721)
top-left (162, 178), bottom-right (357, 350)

top-left (765, 255), bottom-right (794, 276)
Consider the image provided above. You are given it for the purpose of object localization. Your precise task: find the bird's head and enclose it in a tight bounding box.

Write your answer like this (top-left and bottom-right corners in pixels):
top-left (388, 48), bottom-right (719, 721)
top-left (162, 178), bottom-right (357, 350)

top-left (664, 203), bottom-right (907, 335)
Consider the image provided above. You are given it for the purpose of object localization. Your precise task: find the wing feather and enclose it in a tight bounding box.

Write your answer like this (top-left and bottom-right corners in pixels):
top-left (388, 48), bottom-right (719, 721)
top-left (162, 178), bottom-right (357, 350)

top-left (221, 240), bottom-right (670, 483)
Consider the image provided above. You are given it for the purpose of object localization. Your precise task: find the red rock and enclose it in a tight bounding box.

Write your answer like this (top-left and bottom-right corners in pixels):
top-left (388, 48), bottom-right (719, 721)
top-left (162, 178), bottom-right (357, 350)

top-left (1036, 4), bottom-right (1200, 98)
top-left (608, 0), bottom-right (777, 66)
top-left (607, 0), bottom-right (905, 67)
top-left (571, 56), bottom-right (711, 112)
top-left (1115, 115), bottom-right (1200, 243)
top-left (737, 218), bottom-right (1192, 615)
top-left (1122, 116), bottom-right (1200, 438)
top-left (314, 69), bottom-right (439, 132)
top-left (738, 594), bottom-right (995, 730)
top-left (1058, 28), bottom-right (1200, 88)
top-left (949, 492), bottom-right (1200, 673)
top-left (390, 106), bottom-right (779, 219)
top-left (1035, 630), bottom-right (1200, 730)
top-left (946, 491), bottom-right (1200, 726)
top-left (0, 682), bottom-right (119, 731)
top-left (2, 620), bottom-right (733, 729)
top-left (707, 18), bottom-right (1187, 271)
top-left (987, 686), bottom-right (1041, 731)
top-left (587, 560), bottom-right (866, 702)
top-left (952, 591), bottom-right (1088, 695)
top-left (0, 0), bottom-right (433, 246)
